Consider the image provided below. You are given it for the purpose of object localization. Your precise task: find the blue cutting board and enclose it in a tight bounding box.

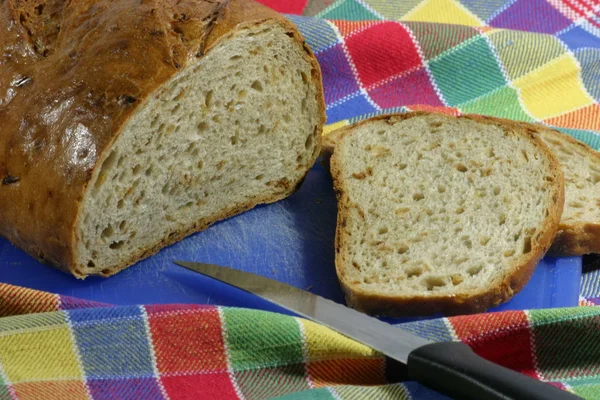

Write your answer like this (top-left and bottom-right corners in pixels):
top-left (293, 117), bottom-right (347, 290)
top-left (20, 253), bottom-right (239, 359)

top-left (0, 163), bottom-right (581, 323)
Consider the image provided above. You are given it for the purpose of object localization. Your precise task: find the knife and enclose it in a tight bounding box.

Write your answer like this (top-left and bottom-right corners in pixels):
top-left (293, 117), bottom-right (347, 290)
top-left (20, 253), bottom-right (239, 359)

top-left (175, 261), bottom-right (580, 400)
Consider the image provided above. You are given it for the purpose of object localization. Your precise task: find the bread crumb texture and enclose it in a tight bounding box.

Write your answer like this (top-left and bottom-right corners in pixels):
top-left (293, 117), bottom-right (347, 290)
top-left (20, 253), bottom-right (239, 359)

top-left (77, 25), bottom-right (320, 275)
top-left (334, 114), bottom-right (561, 301)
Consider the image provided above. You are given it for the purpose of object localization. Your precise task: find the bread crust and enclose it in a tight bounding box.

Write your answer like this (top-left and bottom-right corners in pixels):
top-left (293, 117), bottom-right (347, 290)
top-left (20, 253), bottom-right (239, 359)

top-left (0, 0), bottom-right (325, 277)
top-left (330, 112), bottom-right (564, 316)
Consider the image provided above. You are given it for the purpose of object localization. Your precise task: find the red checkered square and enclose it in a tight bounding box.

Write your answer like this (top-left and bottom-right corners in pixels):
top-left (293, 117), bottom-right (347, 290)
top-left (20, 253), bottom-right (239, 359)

top-left (450, 312), bottom-right (538, 377)
top-left (368, 68), bottom-right (443, 109)
top-left (162, 373), bottom-right (238, 400)
top-left (345, 22), bottom-right (422, 88)
top-left (147, 306), bottom-right (228, 374)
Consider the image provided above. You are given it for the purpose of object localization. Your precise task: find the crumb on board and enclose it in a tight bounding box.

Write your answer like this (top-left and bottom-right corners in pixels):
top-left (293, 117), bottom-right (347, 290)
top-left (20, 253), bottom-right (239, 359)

top-left (306, 285), bottom-right (313, 291)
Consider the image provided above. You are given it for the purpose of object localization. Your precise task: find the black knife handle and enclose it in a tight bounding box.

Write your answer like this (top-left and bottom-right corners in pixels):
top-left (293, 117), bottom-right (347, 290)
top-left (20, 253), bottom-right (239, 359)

top-left (407, 342), bottom-right (581, 400)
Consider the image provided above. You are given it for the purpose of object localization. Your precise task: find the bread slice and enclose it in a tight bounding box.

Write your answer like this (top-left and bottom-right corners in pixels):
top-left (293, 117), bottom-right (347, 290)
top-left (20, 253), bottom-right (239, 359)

top-left (0, 0), bottom-right (325, 277)
top-left (330, 112), bottom-right (564, 316)
top-left (525, 125), bottom-right (600, 255)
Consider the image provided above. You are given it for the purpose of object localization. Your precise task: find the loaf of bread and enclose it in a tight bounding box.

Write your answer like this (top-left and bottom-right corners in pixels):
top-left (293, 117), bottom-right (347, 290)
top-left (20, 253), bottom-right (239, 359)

top-left (330, 112), bottom-right (564, 316)
top-left (531, 125), bottom-right (600, 255)
top-left (0, 0), bottom-right (325, 277)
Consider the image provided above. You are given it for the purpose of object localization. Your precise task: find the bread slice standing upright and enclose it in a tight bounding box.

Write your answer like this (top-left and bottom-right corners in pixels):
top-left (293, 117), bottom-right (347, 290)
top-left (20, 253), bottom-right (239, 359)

top-left (0, 0), bottom-right (325, 277)
top-left (528, 125), bottom-right (600, 255)
top-left (330, 112), bottom-right (564, 316)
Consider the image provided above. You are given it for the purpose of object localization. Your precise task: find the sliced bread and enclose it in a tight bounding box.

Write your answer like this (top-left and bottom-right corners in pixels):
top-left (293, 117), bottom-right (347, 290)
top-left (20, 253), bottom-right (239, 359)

top-left (330, 112), bottom-right (564, 316)
top-left (0, 0), bottom-right (325, 277)
top-left (527, 125), bottom-right (600, 255)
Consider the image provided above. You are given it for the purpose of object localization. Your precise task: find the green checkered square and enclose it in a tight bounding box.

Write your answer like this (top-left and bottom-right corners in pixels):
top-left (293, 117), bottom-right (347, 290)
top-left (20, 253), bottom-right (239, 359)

top-left (530, 308), bottom-right (600, 382)
top-left (429, 37), bottom-right (507, 106)
top-left (319, 0), bottom-right (382, 20)
top-left (459, 86), bottom-right (534, 121)
top-left (0, 372), bottom-right (11, 400)
top-left (361, 0), bottom-right (423, 20)
top-left (222, 309), bottom-right (304, 371)
top-left (488, 30), bottom-right (566, 81)
top-left (404, 21), bottom-right (479, 60)
top-left (335, 384), bottom-right (411, 399)
top-left (235, 364), bottom-right (310, 400)
top-left (570, 381), bottom-right (600, 398)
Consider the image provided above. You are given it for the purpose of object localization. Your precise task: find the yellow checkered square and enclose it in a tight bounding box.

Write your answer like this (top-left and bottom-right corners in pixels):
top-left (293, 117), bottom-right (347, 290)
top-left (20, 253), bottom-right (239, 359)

top-left (300, 319), bottom-right (380, 362)
top-left (514, 54), bottom-right (594, 119)
top-left (0, 325), bottom-right (82, 383)
top-left (403, 0), bottom-right (482, 26)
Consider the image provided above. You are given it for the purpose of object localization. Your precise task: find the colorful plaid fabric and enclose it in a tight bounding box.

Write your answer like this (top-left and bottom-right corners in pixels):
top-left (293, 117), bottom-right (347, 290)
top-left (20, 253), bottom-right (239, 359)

top-left (2, 0), bottom-right (600, 399)
top-left (2, 284), bottom-right (600, 399)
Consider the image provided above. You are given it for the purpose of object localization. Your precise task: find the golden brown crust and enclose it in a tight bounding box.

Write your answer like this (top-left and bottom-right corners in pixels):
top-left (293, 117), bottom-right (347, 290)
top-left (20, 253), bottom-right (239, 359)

top-left (330, 112), bottom-right (564, 316)
top-left (0, 0), bottom-right (325, 276)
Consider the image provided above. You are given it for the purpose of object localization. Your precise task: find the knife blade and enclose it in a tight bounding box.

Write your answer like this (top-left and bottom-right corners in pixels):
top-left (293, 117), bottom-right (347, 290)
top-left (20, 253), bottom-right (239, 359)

top-left (175, 261), bottom-right (580, 400)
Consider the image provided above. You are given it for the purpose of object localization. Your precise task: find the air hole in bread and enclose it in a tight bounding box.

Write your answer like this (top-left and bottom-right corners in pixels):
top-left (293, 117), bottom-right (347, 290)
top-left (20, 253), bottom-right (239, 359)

top-left (300, 71), bottom-right (308, 83)
top-left (413, 193), bottom-right (424, 201)
top-left (398, 163), bottom-right (407, 170)
top-left (504, 249), bottom-right (515, 257)
top-left (397, 244), bottom-right (409, 254)
top-left (569, 201), bottom-right (584, 208)
top-left (204, 90), bottom-right (213, 108)
top-left (406, 266), bottom-right (422, 278)
top-left (109, 241), bottom-right (125, 250)
top-left (119, 221), bottom-right (126, 231)
top-left (437, 184), bottom-right (446, 193)
top-left (425, 277), bottom-right (445, 290)
top-left (499, 214), bottom-right (506, 225)
top-left (95, 151), bottom-right (118, 189)
top-left (305, 134), bottom-right (313, 150)
top-left (480, 236), bottom-right (491, 246)
top-left (468, 265), bottom-right (483, 276)
top-left (87, 260), bottom-right (95, 268)
top-left (493, 187), bottom-right (500, 196)
top-left (197, 122), bottom-right (208, 133)
top-left (521, 150), bottom-right (529, 162)
top-left (101, 225), bottom-right (114, 238)
top-left (455, 163), bottom-right (467, 172)
top-left (378, 227), bottom-right (388, 235)
top-left (455, 207), bottom-right (464, 214)
top-left (255, 174), bottom-right (264, 180)
top-left (513, 232), bottom-right (521, 242)
top-left (251, 80), bottom-right (263, 92)
top-left (523, 236), bottom-right (532, 254)
top-left (197, 160), bottom-right (203, 169)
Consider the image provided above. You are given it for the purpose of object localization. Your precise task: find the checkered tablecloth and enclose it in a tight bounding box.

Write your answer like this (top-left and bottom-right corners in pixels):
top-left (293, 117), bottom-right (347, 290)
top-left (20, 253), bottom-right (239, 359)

top-left (2, 0), bottom-right (600, 399)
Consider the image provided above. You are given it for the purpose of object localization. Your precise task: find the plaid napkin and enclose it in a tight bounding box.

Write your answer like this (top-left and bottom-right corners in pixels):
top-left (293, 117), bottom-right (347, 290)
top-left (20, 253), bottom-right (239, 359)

top-left (2, 0), bottom-right (600, 399)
